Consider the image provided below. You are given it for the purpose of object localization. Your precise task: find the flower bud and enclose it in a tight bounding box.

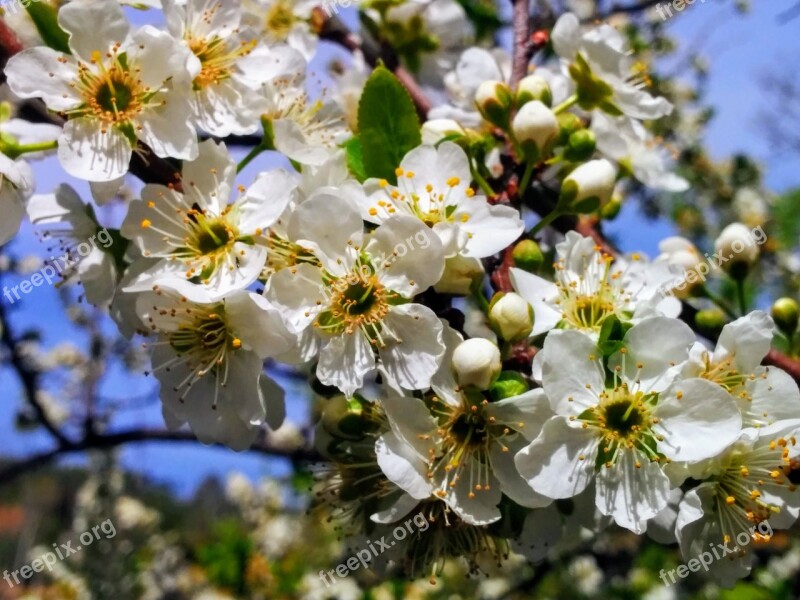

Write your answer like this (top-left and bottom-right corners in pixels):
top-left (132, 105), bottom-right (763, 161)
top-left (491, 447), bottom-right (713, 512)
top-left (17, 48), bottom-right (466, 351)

top-left (515, 74), bottom-right (552, 107)
top-left (771, 297), bottom-right (799, 337)
top-left (562, 129), bottom-right (596, 162)
top-left (512, 239), bottom-right (544, 273)
top-left (695, 308), bottom-right (726, 336)
top-left (475, 80), bottom-right (513, 129)
top-left (488, 292), bottom-right (534, 342)
top-left (321, 395), bottom-right (365, 440)
top-left (421, 119), bottom-right (466, 145)
top-left (434, 255), bottom-right (485, 295)
top-left (657, 236), bottom-right (705, 298)
top-left (511, 101), bottom-right (559, 163)
top-left (488, 371), bottom-right (529, 401)
top-left (452, 338), bottom-right (502, 390)
top-left (714, 223), bottom-right (759, 279)
top-left (555, 112), bottom-right (583, 145)
top-left (559, 159), bottom-right (617, 214)
top-left (600, 195), bottom-right (622, 220)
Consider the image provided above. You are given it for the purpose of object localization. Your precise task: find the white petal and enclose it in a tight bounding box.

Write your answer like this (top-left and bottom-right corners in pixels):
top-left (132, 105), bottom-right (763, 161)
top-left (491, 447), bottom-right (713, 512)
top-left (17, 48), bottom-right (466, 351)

top-left (459, 203), bottom-right (524, 259)
top-left (487, 388), bottom-right (553, 441)
top-left (5, 48), bottom-right (81, 111)
top-left (264, 262), bottom-right (325, 332)
top-left (369, 215), bottom-right (445, 295)
top-left (595, 450), bottom-right (671, 534)
top-left (509, 268), bottom-right (563, 335)
top-left (515, 416), bottom-right (599, 499)
top-left (136, 93), bottom-right (199, 161)
top-left (379, 304), bottom-right (445, 391)
top-left (715, 311), bottom-right (774, 373)
top-left (540, 329), bottom-right (605, 414)
top-left (236, 169), bottom-right (298, 233)
top-left (317, 331), bottom-right (375, 397)
top-left (59, 0), bottom-right (129, 59)
top-left (375, 432), bottom-right (432, 500)
top-left (742, 367), bottom-right (800, 427)
top-left (260, 374), bottom-right (286, 431)
top-left (59, 118), bottom-right (131, 182)
top-left (224, 292), bottom-right (292, 359)
top-left (610, 317), bottom-right (695, 390)
top-left (654, 378), bottom-right (742, 463)
top-left (288, 191), bottom-right (363, 276)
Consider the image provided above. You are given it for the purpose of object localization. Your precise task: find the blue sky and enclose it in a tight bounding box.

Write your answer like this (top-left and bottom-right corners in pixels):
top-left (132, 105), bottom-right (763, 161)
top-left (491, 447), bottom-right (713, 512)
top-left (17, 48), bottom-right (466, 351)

top-left (0, 1), bottom-right (797, 498)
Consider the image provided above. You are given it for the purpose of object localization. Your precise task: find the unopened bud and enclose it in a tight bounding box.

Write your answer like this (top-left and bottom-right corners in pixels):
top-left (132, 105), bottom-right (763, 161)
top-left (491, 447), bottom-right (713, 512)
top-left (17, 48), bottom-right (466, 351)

top-left (771, 297), bottom-right (799, 337)
top-left (475, 80), bottom-right (513, 129)
top-left (321, 395), bottom-right (365, 440)
top-left (600, 195), bottom-right (622, 220)
top-left (421, 118), bottom-right (467, 145)
top-left (434, 255), bottom-right (485, 295)
top-left (512, 101), bottom-right (559, 163)
top-left (512, 239), bottom-right (544, 273)
top-left (515, 74), bottom-right (552, 107)
top-left (489, 292), bottom-right (534, 342)
top-left (563, 129), bottom-right (596, 162)
top-left (559, 159), bottom-right (617, 214)
top-left (714, 223), bottom-right (759, 279)
top-left (452, 338), bottom-right (502, 390)
top-left (488, 371), bottom-right (529, 401)
top-left (556, 112), bottom-right (583, 145)
top-left (695, 308), bottom-right (727, 337)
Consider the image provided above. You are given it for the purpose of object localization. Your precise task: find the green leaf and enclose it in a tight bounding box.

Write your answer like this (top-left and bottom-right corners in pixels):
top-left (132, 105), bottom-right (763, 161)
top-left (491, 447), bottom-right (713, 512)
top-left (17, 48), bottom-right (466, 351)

top-left (25, 2), bottom-right (71, 54)
top-left (773, 187), bottom-right (800, 249)
top-left (357, 65), bottom-right (421, 184)
top-left (342, 137), bottom-right (367, 182)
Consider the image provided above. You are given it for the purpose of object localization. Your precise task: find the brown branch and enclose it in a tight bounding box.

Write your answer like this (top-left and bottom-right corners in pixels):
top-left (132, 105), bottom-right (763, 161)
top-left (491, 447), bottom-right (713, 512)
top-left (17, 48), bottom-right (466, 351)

top-left (0, 428), bottom-right (321, 486)
top-left (509, 0), bottom-right (531, 89)
top-left (317, 11), bottom-right (432, 118)
top-left (0, 19), bottom-right (23, 85)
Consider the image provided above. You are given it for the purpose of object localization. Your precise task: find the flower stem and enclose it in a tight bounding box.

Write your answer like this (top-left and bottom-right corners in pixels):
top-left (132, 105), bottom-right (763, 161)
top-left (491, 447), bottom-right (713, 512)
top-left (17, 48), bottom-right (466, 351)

top-left (553, 94), bottom-right (579, 115)
top-left (471, 162), bottom-right (495, 197)
top-left (530, 208), bottom-right (563, 237)
top-left (4, 139), bottom-right (58, 159)
top-left (701, 285), bottom-right (737, 320)
top-left (519, 161), bottom-right (536, 193)
top-left (735, 278), bottom-right (747, 315)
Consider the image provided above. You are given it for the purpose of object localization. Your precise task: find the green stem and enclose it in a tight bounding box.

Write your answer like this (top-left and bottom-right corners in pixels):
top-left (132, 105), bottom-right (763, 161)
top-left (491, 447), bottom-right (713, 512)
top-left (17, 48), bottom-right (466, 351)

top-left (735, 278), bottom-right (747, 315)
top-left (701, 286), bottom-right (738, 320)
top-left (519, 161), bottom-right (536, 193)
top-left (237, 144), bottom-right (267, 173)
top-left (471, 162), bottom-right (494, 197)
top-left (470, 279), bottom-right (490, 313)
top-left (552, 94), bottom-right (579, 115)
top-left (4, 139), bottom-right (58, 159)
top-left (530, 209), bottom-right (563, 237)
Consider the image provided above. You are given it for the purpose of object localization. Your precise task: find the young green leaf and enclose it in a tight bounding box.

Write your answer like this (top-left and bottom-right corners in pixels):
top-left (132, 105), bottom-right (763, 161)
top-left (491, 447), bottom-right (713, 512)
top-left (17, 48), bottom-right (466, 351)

top-left (357, 65), bottom-right (421, 184)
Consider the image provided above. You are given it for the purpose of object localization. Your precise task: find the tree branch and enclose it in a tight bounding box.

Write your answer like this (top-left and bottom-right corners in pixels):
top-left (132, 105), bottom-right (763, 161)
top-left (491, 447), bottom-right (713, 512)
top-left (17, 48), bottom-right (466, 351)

top-left (0, 299), bottom-right (73, 448)
top-left (317, 12), bottom-right (432, 117)
top-left (510, 0), bottom-right (532, 88)
top-left (0, 428), bottom-right (321, 487)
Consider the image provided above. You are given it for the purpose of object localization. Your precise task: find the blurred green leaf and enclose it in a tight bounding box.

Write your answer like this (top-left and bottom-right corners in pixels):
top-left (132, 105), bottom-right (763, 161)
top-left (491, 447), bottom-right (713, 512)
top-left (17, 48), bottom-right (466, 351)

top-left (25, 2), bottom-right (71, 54)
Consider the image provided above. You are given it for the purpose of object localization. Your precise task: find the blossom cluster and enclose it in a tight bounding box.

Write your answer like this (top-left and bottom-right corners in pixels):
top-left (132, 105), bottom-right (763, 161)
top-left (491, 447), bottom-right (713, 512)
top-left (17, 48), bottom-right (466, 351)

top-left (1, 0), bottom-right (799, 588)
